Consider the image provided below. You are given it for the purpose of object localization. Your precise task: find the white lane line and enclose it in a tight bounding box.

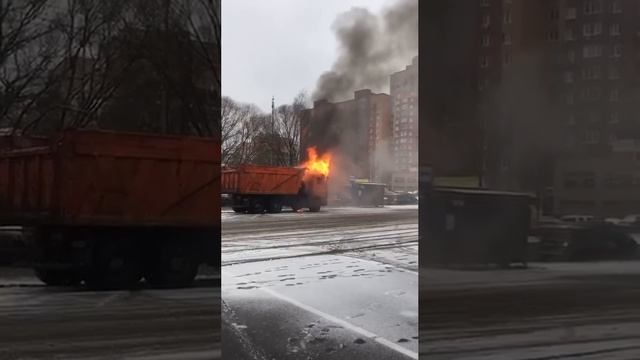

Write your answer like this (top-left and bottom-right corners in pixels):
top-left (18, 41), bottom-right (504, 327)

top-left (259, 286), bottom-right (419, 359)
top-left (95, 292), bottom-right (124, 308)
top-left (123, 349), bottom-right (220, 360)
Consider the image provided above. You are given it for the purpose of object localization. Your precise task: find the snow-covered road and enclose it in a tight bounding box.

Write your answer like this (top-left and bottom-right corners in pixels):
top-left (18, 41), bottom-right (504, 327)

top-left (222, 206), bottom-right (419, 359)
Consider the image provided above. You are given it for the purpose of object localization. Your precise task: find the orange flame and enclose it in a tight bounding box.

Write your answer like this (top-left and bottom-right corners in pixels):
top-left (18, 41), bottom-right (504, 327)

top-left (301, 147), bottom-right (331, 177)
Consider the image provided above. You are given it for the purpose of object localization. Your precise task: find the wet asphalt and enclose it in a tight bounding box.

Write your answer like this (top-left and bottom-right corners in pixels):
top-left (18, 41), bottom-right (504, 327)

top-left (0, 274), bottom-right (220, 359)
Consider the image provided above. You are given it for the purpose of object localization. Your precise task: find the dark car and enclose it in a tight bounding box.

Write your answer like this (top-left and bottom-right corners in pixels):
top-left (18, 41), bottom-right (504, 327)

top-left (395, 192), bottom-right (418, 205)
top-left (565, 223), bottom-right (638, 261)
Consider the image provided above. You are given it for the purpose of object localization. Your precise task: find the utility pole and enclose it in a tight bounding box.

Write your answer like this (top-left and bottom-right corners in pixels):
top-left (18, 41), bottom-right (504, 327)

top-left (270, 96), bottom-right (275, 165)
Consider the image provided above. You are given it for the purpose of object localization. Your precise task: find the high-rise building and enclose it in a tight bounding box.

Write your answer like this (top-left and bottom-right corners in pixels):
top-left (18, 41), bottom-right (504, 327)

top-left (390, 56), bottom-right (419, 192)
top-left (421, 0), bottom-right (640, 199)
top-left (420, 0), bottom-right (485, 183)
top-left (301, 90), bottom-right (392, 182)
top-left (555, 0), bottom-right (640, 151)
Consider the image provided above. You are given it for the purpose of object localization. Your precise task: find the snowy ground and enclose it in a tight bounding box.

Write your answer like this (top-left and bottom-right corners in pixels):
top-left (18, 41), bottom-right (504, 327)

top-left (222, 205), bottom-right (419, 359)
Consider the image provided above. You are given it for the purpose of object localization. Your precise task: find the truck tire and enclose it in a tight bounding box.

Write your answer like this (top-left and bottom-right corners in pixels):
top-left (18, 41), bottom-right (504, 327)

top-left (34, 268), bottom-right (81, 287)
top-left (308, 205), bottom-right (321, 212)
top-left (232, 207), bottom-right (245, 213)
top-left (85, 239), bottom-right (143, 290)
top-left (145, 240), bottom-right (199, 288)
top-left (268, 199), bottom-right (283, 214)
top-left (247, 198), bottom-right (266, 214)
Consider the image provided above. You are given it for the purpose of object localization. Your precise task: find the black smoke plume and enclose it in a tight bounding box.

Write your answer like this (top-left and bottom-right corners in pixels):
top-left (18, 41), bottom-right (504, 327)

top-left (313, 0), bottom-right (418, 101)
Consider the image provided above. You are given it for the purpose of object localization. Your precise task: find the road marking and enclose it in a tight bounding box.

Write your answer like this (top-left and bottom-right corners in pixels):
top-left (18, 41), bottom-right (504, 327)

top-left (259, 285), bottom-right (419, 359)
top-left (95, 292), bottom-right (123, 308)
top-left (123, 349), bottom-right (220, 360)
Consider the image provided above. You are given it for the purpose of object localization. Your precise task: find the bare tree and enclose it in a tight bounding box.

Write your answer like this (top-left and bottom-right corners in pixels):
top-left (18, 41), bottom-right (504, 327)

top-left (0, 0), bottom-right (57, 132)
top-left (44, 0), bottom-right (133, 132)
top-left (117, 0), bottom-right (220, 137)
top-left (221, 96), bottom-right (260, 165)
top-left (262, 91), bottom-right (309, 166)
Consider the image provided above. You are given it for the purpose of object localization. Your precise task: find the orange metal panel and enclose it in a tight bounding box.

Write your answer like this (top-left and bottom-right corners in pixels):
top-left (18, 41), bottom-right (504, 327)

top-left (0, 130), bottom-right (220, 227)
top-left (221, 165), bottom-right (304, 195)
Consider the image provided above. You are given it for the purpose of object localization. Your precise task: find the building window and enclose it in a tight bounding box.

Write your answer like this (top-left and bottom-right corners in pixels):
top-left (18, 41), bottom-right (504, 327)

top-left (566, 7), bottom-right (577, 19)
top-left (612, 0), bottom-right (621, 13)
top-left (481, 34), bottom-right (491, 47)
top-left (549, 9), bottom-right (560, 21)
top-left (563, 172), bottom-right (596, 188)
top-left (609, 112), bottom-right (620, 123)
top-left (479, 77), bottom-right (489, 91)
top-left (584, 130), bottom-right (600, 144)
top-left (482, 14), bottom-right (491, 28)
top-left (503, 32), bottom-right (512, 45)
top-left (548, 29), bottom-right (560, 41)
top-left (503, 50), bottom-right (511, 65)
top-left (565, 28), bottom-right (576, 41)
top-left (568, 49), bottom-right (576, 63)
top-left (583, 22), bottom-right (602, 37)
top-left (482, 0), bottom-right (490, 7)
top-left (610, 23), bottom-right (621, 36)
top-left (584, 1), bottom-right (602, 15)
top-left (610, 89), bottom-right (619, 102)
top-left (480, 55), bottom-right (489, 68)
top-left (608, 66), bottom-right (620, 79)
top-left (566, 93), bottom-right (574, 104)
top-left (564, 71), bottom-right (574, 83)
top-left (612, 44), bottom-right (622, 58)
top-left (583, 87), bottom-right (602, 100)
top-left (582, 66), bottom-right (601, 79)
top-left (583, 44), bottom-right (603, 58)
top-left (504, 8), bottom-right (512, 23)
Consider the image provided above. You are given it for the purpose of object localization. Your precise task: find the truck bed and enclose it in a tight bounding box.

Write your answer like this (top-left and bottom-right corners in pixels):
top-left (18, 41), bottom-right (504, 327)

top-left (221, 165), bottom-right (304, 195)
top-left (0, 130), bottom-right (220, 227)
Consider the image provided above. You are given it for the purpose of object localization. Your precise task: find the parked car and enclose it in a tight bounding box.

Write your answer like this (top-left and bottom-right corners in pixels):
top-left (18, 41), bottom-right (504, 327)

top-left (395, 192), bottom-right (418, 205)
top-left (560, 214), bottom-right (595, 223)
top-left (621, 214), bottom-right (640, 225)
top-left (564, 223), bottom-right (638, 261)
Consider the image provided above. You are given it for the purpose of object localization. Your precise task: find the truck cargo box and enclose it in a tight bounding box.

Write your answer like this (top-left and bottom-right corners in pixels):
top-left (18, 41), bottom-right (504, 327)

top-left (0, 130), bottom-right (220, 228)
top-left (221, 165), bottom-right (304, 196)
top-left (0, 135), bottom-right (49, 151)
top-left (422, 187), bottom-right (535, 267)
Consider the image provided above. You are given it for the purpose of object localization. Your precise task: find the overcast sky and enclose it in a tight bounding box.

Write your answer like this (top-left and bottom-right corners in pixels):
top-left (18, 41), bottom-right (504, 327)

top-left (222, 0), bottom-right (392, 112)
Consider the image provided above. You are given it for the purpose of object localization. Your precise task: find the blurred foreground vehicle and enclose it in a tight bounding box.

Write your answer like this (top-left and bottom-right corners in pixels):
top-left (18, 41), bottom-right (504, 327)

top-left (0, 130), bottom-right (220, 289)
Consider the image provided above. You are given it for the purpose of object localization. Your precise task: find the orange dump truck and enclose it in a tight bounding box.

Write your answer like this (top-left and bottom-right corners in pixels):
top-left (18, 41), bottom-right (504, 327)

top-left (0, 130), bottom-right (220, 289)
top-left (221, 165), bottom-right (328, 213)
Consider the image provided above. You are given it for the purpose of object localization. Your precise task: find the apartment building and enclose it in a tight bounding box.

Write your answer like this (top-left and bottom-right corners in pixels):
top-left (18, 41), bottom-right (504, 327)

top-left (390, 56), bottom-right (419, 192)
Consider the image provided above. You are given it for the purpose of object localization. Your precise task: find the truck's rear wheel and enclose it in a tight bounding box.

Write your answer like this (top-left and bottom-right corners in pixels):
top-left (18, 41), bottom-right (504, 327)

top-left (309, 206), bottom-right (321, 212)
top-left (247, 198), bottom-right (266, 214)
top-left (268, 199), bottom-right (283, 213)
top-left (145, 240), bottom-right (199, 288)
top-left (86, 239), bottom-right (143, 290)
top-left (34, 268), bottom-right (81, 286)
top-left (232, 207), bottom-right (245, 213)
